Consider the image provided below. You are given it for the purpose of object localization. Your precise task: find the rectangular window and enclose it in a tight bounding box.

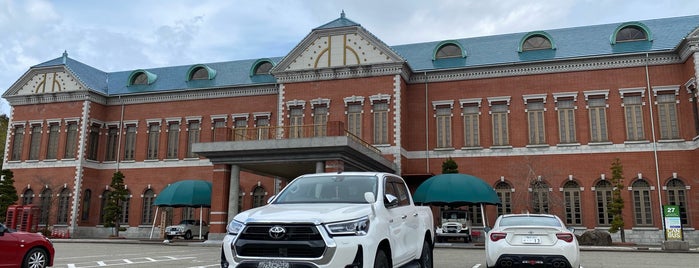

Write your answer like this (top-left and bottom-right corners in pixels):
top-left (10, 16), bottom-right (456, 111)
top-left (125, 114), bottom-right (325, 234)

top-left (212, 119), bottom-right (229, 141)
top-left (624, 95), bottom-right (645, 141)
top-left (313, 106), bottom-right (327, 137)
top-left (657, 93), bottom-right (679, 140)
top-left (255, 117), bottom-right (270, 140)
top-left (588, 97), bottom-right (608, 142)
top-left (462, 104), bottom-right (480, 147)
top-left (347, 103), bottom-right (362, 137)
top-left (124, 125), bottom-right (136, 160)
top-left (186, 121), bottom-right (200, 158)
top-left (436, 106), bottom-right (452, 148)
top-left (289, 107), bottom-right (304, 138)
top-left (64, 122), bottom-right (78, 159)
top-left (29, 124), bottom-right (42, 160)
top-left (633, 188), bottom-right (653, 225)
top-left (46, 124), bottom-right (60, 159)
top-left (86, 124), bottom-right (100, 160)
top-left (491, 103), bottom-right (509, 146)
top-left (527, 101), bottom-right (546, 145)
top-left (373, 102), bottom-right (389, 144)
top-left (147, 123), bottom-right (160, 160)
top-left (233, 118), bottom-right (248, 141)
top-left (11, 126), bottom-right (25, 161)
top-left (167, 121), bottom-right (180, 159)
top-left (105, 126), bottom-right (119, 161)
top-left (557, 100), bottom-right (576, 144)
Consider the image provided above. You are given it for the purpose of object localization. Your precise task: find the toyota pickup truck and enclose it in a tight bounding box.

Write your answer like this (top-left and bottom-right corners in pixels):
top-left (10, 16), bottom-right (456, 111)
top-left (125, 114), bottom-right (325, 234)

top-left (221, 171), bottom-right (435, 268)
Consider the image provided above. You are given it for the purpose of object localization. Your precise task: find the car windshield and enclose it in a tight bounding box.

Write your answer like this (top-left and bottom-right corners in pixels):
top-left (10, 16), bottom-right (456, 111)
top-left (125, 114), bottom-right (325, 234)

top-left (274, 175), bottom-right (378, 204)
top-left (498, 216), bottom-right (562, 227)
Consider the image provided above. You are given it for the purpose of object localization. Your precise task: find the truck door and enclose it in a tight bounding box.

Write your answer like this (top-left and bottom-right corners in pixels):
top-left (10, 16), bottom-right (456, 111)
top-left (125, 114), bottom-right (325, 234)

top-left (384, 176), bottom-right (419, 264)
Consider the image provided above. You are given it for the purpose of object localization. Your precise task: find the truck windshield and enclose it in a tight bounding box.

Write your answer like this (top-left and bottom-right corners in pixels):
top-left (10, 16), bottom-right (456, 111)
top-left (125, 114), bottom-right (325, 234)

top-left (274, 175), bottom-right (378, 204)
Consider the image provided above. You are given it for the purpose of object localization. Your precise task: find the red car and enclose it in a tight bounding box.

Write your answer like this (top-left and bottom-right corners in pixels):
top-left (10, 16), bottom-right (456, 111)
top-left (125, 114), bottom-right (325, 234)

top-left (0, 223), bottom-right (54, 268)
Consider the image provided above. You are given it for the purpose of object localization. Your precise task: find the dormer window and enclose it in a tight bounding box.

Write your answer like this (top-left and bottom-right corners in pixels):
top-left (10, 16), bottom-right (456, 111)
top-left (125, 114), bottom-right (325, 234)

top-left (186, 64), bottom-right (216, 81)
top-left (251, 60), bottom-right (274, 76)
top-left (128, 70), bottom-right (157, 86)
top-left (434, 41), bottom-right (464, 60)
top-left (612, 22), bottom-right (651, 44)
top-left (519, 32), bottom-right (555, 52)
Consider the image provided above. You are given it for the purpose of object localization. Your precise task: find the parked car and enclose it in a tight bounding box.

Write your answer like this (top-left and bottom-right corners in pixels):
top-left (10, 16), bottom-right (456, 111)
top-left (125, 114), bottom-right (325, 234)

top-left (0, 222), bottom-right (55, 268)
top-left (485, 214), bottom-right (580, 268)
top-left (165, 220), bottom-right (209, 240)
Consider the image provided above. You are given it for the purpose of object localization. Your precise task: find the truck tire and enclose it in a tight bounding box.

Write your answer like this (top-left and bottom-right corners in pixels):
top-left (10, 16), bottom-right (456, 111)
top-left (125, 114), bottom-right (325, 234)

top-left (184, 231), bottom-right (193, 240)
top-left (418, 240), bottom-right (433, 268)
top-left (374, 249), bottom-right (390, 268)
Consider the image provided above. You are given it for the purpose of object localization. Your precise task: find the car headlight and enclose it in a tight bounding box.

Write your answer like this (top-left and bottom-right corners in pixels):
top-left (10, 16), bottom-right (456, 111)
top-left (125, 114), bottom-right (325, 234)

top-left (325, 217), bottom-right (370, 236)
top-left (227, 220), bottom-right (245, 235)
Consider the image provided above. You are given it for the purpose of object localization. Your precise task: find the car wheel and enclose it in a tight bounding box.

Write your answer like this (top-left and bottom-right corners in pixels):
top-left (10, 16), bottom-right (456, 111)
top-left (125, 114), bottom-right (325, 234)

top-left (184, 231), bottom-right (193, 240)
top-left (373, 249), bottom-right (390, 268)
top-left (418, 240), bottom-right (433, 268)
top-left (23, 247), bottom-right (49, 268)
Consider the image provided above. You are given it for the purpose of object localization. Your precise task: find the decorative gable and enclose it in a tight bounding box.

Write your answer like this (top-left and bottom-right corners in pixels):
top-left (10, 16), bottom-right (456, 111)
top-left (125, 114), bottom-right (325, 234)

top-left (273, 13), bottom-right (406, 83)
top-left (13, 68), bottom-right (85, 96)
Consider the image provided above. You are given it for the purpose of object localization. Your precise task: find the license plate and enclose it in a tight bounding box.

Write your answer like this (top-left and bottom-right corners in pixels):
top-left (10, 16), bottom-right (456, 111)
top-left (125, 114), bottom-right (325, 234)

top-left (257, 260), bottom-right (289, 268)
top-left (168, 231), bottom-right (178, 235)
top-left (522, 236), bottom-right (540, 244)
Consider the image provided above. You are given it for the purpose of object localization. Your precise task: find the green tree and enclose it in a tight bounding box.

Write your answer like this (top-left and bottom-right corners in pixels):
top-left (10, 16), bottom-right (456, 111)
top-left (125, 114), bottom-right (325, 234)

top-left (103, 171), bottom-right (129, 237)
top-left (442, 157), bottom-right (458, 174)
top-left (608, 158), bottom-right (626, 243)
top-left (0, 169), bottom-right (19, 222)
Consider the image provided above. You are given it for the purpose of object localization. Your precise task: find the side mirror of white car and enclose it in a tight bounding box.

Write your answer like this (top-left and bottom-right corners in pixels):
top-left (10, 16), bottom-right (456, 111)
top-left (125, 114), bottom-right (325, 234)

top-left (365, 192), bottom-right (376, 216)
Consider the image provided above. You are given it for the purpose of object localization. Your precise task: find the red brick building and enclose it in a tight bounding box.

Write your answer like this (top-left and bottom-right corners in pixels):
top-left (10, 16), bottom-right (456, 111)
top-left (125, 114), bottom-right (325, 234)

top-left (3, 13), bottom-right (699, 244)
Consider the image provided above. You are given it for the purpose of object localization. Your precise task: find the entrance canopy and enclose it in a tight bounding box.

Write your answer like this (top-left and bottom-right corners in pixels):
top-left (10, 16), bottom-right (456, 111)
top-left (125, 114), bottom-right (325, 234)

top-left (413, 173), bottom-right (500, 206)
top-left (153, 180), bottom-right (212, 208)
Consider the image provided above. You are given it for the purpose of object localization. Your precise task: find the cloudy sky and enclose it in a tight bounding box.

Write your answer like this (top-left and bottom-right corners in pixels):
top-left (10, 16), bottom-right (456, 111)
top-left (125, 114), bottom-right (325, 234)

top-left (1, 0), bottom-right (698, 115)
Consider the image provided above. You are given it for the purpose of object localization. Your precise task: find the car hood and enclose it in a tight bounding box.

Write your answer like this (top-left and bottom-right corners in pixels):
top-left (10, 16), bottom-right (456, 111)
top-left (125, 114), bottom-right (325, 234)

top-left (234, 203), bottom-right (372, 225)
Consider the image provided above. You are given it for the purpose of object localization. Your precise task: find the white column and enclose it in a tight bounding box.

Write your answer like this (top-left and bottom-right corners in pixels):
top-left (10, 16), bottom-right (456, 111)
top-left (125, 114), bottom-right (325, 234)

top-left (227, 165), bottom-right (241, 223)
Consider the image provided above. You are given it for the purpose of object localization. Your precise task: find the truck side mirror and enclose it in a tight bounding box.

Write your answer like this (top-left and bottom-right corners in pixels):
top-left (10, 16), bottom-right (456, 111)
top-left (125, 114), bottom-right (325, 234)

top-left (384, 194), bottom-right (399, 208)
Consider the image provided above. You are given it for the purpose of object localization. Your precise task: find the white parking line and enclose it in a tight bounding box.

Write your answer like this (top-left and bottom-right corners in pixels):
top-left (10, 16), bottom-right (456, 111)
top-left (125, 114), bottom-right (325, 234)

top-left (65, 256), bottom-right (197, 267)
top-left (472, 264), bottom-right (481, 268)
top-left (96, 261), bottom-right (106, 266)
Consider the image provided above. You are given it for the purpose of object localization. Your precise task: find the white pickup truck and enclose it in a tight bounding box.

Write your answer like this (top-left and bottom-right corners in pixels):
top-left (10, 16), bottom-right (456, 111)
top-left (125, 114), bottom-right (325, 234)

top-left (221, 172), bottom-right (435, 268)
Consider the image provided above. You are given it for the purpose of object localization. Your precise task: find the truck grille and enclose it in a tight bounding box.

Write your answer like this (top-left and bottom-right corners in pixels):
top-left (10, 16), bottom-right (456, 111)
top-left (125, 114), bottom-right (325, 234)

top-left (235, 223), bottom-right (326, 258)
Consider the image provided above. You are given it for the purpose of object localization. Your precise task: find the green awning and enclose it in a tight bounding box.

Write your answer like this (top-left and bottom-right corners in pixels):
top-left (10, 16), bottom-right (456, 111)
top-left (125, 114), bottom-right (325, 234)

top-left (153, 180), bottom-right (212, 208)
top-left (413, 173), bottom-right (501, 206)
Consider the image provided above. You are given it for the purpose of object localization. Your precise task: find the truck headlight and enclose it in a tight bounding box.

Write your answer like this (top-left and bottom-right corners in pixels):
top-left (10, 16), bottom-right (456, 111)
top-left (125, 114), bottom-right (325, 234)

top-left (227, 220), bottom-right (245, 235)
top-left (325, 217), bottom-right (370, 236)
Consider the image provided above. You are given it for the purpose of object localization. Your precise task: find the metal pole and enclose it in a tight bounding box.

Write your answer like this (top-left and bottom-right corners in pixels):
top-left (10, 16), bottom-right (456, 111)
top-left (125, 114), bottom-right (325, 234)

top-left (644, 53), bottom-right (665, 240)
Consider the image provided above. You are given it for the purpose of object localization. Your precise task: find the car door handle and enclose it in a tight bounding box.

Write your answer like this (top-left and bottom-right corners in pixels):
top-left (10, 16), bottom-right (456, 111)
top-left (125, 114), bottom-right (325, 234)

top-left (413, 213), bottom-right (419, 217)
top-left (401, 215), bottom-right (408, 219)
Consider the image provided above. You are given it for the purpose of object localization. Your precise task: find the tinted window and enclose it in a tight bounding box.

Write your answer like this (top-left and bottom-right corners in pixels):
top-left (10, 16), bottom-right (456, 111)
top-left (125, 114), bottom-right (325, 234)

top-left (498, 216), bottom-right (561, 227)
top-left (274, 175), bottom-right (377, 204)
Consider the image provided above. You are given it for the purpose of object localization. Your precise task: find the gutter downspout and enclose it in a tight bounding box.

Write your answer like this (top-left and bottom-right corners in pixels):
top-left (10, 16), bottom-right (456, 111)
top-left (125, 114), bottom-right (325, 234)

top-left (424, 72), bottom-right (430, 173)
top-left (644, 53), bottom-right (665, 240)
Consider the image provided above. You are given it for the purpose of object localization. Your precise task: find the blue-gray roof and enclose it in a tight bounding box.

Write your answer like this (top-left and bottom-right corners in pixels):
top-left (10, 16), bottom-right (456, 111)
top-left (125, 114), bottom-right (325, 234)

top-left (28, 15), bottom-right (699, 96)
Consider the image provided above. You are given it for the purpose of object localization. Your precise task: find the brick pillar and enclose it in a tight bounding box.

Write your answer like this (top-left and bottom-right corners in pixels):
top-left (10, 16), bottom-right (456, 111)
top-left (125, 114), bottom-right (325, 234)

top-left (209, 164), bottom-right (231, 235)
top-left (324, 160), bottom-right (345, 173)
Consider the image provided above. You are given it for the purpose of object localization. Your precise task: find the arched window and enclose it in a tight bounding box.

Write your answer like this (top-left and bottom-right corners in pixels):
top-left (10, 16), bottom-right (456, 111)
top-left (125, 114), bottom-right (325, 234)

top-left (57, 188), bottom-right (71, 224)
top-left (563, 181), bottom-right (581, 225)
top-left (254, 62), bottom-right (273, 75)
top-left (632, 179), bottom-right (653, 225)
top-left (22, 189), bottom-right (34, 205)
top-left (128, 70), bottom-right (157, 85)
top-left (187, 65), bottom-right (216, 80)
top-left (522, 35), bottom-right (552, 51)
top-left (530, 180), bottom-right (549, 214)
top-left (121, 191), bottom-right (132, 225)
top-left (666, 179), bottom-right (689, 225)
top-left (434, 42), bottom-right (463, 59)
top-left (495, 182), bottom-right (512, 216)
top-left (40, 188), bottom-right (52, 225)
top-left (81, 189), bottom-right (92, 221)
top-left (100, 190), bottom-right (110, 224)
top-left (612, 22), bottom-right (651, 44)
top-left (595, 180), bottom-right (613, 225)
top-left (141, 189), bottom-right (156, 225)
top-left (252, 186), bottom-right (266, 208)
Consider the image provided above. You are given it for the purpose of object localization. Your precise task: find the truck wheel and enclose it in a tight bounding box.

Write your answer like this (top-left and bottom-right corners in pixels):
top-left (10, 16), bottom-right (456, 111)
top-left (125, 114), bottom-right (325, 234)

top-left (184, 231), bottom-right (193, 240)
top-left (418, 240), bottom-right (433, 268)
top-left (374, 249), bottom-right (390, 268)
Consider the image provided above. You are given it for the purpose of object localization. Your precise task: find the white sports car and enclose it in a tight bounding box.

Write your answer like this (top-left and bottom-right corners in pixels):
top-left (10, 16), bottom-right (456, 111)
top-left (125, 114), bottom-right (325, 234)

top-left (485, 214), bottom-right (580, 268)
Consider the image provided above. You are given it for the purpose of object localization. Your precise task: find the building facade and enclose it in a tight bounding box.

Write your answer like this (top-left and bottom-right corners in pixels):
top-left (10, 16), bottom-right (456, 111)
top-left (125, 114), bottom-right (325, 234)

top-left (3, 13), bottom-right (699, 244)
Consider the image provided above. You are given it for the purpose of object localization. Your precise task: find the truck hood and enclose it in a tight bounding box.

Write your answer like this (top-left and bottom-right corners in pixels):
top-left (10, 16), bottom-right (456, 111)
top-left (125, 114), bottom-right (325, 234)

top-left (234, 203), bottom-right (372, 225)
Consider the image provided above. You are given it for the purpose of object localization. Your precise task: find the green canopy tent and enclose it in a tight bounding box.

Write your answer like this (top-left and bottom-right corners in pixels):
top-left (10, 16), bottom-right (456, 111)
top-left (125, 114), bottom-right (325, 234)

top-left (151, 180), bottom-right (212, 240)
top-left (413, 173), bottom-right (501, 228)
